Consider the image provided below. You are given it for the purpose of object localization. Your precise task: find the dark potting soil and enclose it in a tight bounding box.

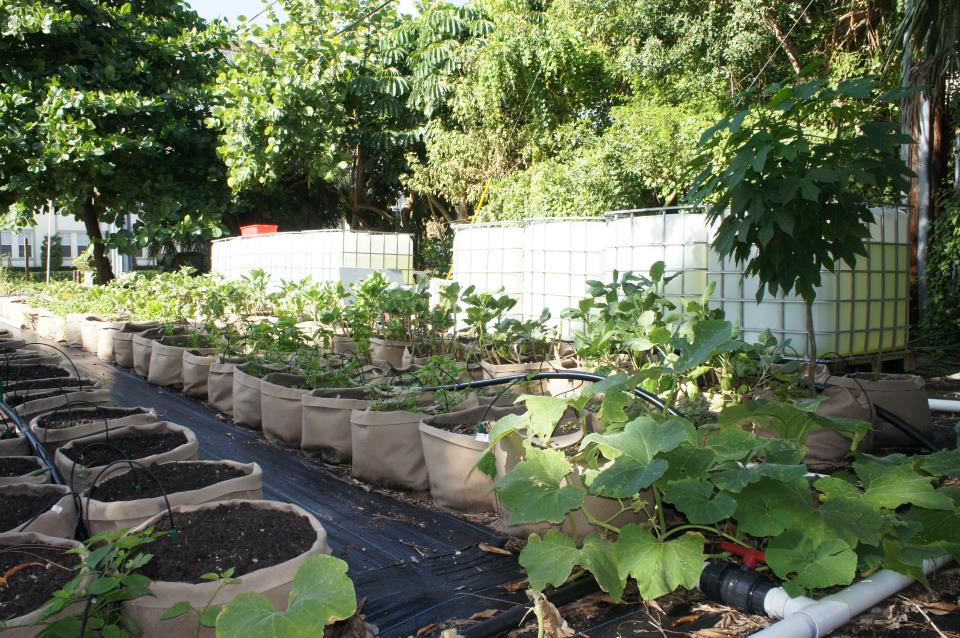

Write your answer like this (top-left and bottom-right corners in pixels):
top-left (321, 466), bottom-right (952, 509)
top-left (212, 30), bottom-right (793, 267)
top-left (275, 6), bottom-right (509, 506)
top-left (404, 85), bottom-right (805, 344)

top-left (0, 365), bottom-right (69, 381)
top-left (138, 502), bottom-right (314, 583)
top-left (0, 492), bottom-right (62, 532)
top-left (36, 407), bottom-right (148, 430)
top-left (5, 377), bottom-right (91, 393)
top-left (90, 462), bottom-right (246, 502)
top-left (61, 431), bottom-right (187, 466)
top-left (0, 542), bottom-right (80, 621)
top-left (0, 457), bottom-right (41, 477)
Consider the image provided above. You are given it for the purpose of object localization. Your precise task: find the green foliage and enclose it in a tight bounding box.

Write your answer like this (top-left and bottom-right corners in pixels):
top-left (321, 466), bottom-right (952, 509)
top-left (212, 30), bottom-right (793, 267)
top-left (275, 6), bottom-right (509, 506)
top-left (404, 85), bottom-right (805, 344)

top-left (40, 234), bottom-right (64, 270)
top-left (216, 554), bottom-right (357, 638)
top-left (919, 194), bottom-right (960, 345)
top-left (688, 75), bottom-right (912, 304)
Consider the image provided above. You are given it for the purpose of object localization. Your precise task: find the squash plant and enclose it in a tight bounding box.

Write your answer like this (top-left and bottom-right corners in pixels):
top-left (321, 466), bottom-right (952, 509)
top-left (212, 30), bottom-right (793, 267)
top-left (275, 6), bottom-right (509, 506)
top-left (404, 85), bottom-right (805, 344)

top-left (480, 387), bottom-right (959, 605)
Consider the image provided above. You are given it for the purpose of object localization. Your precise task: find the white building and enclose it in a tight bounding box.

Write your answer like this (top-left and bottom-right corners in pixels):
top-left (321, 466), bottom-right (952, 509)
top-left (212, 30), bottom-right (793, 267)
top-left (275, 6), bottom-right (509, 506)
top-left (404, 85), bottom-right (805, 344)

top-left (3, 210), bottom-right (152, 273)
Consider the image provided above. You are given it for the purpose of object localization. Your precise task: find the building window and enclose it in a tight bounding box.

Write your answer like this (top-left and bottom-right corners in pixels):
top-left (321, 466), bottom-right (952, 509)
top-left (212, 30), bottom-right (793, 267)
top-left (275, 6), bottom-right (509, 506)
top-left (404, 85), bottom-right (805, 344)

top-left (76, 233), bottom-right (89, 257)
top-left (61, 235), bottom-right (73, 258)
top-left (0, 232), bottom-right (11, 256)
top-left (16, 232), bottom-right (32, 259)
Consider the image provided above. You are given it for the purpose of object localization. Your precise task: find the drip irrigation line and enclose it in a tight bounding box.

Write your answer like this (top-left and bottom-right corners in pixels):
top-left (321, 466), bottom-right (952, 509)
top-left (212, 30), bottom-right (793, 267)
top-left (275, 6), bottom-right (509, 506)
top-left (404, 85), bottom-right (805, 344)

top-left (0, 396), bottom-right (64, 485)
top-left (84, 459), bottom-right (176, 532)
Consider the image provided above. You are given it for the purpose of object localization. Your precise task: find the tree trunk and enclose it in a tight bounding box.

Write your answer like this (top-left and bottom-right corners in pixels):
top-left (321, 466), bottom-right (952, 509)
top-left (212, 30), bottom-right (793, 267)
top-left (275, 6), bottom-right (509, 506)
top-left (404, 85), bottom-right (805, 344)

top-left (81, 196), bottom-right (115, 284)
top-left (766, 14), bottom-right (802, 75)
top-left (805, 300), bottom-right (817, 396)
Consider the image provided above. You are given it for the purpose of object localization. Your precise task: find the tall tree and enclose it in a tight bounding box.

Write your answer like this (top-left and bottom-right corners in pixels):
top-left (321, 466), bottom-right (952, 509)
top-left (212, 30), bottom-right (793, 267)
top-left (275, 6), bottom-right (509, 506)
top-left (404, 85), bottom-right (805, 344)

top-left (0, 0), bottom-right (228, 282)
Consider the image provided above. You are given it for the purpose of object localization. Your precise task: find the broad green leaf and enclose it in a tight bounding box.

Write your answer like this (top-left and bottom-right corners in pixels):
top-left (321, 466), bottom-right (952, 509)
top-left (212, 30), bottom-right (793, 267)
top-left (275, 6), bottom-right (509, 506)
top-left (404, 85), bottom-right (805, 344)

top-left (904, 503), bottom-right (960, 558)
top-left (615, 526), bottom-right (705, 600)
top-left (581, 415), bottom-right (690, 464)
top-left (702, 428), bottom-right (763, 462)
top-left (486, 413), bottom-right (529, 447)
top-left (733, 477), bottom-right (813, 537)
top-left (817, 498), bottom-right (888, 548)
top-left (519, 531), bottom-right (579, 592)
top-left (598, 391), bottom-right (633, 425)
top-left (662, 479), bottom-right (736, 524)
top-left (880, 539), bottom-right (947, 588)
top-left (216, 555), bottom-right (356, 638)
top-left (521, 395), bottom-right (569, 442)
top-left (588, 457), bottom-right (667, 498)
top-left (814, 475), bottom-right (861, 501)
top-left (920, 449), bottom-right (960, 478)
top-left (855, 457), bottom-right (954, 511)
top-left (711, 463), bottom-right (807, 493)
top-left (766, 531), bottom-right (857, 596)
top-left (161, 601), bottom-right (193, 621)
top-left (672, 320), bottom-right (736, 372)
top-left (660, 446), bottom-right (716, 482)
top-left (494, 445), bottom-right (584, 524)
top-left (580, 534), bottom-right (625, 602)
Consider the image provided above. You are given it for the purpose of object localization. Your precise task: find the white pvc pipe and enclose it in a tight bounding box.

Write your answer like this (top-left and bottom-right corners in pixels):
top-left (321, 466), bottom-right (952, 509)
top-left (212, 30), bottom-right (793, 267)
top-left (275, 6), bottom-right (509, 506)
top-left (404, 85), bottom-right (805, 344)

top-left (929, 398), bottom-right (960, 413)
top-left (751, 555), bottom-right (952, 638)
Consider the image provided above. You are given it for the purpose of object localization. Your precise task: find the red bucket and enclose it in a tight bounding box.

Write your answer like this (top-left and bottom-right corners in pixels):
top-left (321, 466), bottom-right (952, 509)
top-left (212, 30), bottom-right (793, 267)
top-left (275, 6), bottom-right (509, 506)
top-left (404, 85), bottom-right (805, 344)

top-left (240, 224), bottom-right (278, 236)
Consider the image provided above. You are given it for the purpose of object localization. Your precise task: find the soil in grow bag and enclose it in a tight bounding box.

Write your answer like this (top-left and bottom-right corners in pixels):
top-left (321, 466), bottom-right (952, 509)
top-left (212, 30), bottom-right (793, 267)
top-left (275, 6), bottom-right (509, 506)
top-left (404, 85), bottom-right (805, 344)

top-left (0, 542), bottom-right (81, 621)
top-left (138, 502), bottom-right (314, 583)
top-left (6, 377), bottom-right (92, 393)
top-left (37, 407), bottom-right (150, 431)
top-left (90, 462), bottom-right (246, 502)
top-left (1, 365), bottom-right (70, 381)
top-left (0, 457), bottom-right (42, 477)
top-left (61, 431), bottom-right (187, 466)
top-left (0, 493), bottom-right (62, 531)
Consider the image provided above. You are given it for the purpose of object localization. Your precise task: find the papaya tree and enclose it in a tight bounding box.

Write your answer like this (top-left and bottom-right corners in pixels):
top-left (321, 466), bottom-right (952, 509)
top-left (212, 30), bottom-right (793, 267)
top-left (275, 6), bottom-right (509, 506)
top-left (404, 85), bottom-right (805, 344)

top-left (0, 0), bottom-right (229, 283)
top-left (687, 74), bottom-right (913, 390)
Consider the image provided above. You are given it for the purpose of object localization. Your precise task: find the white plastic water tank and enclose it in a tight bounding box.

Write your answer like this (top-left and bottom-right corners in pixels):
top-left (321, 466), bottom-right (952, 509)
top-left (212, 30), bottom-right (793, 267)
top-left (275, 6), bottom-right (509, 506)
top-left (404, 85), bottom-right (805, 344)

top-left (707, 206), bottom-right (909, 357)
top-left (451, 221), bottom-right (526, 318)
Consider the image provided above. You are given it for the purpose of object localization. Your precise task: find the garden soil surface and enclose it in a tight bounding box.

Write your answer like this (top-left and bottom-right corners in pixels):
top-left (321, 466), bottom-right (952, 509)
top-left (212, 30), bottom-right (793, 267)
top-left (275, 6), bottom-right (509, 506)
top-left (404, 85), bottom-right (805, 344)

top-left (60, 431), bottom-right (187, 465)
top-left (0, 457), bottom-right (40, 477)
top-left (138, 502), bottom-right (315, 582)
top-left (0, 493), bottom-right (61, 531)
top-left (1, 365), bottom-right (69, 381)
top-left (90, 461), bottom-right (245, 502)
top-left (0, 542), bottom-right (80, 620)
top-left (37, 407), bottom-right (148, 430)
top-left (10, 328), bottom-right (960, 638)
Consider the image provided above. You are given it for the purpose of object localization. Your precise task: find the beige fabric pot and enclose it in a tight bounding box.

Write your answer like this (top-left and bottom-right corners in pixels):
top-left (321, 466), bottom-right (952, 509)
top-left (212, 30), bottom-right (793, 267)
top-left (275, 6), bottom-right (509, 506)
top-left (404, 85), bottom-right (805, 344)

top-left (419, 405), bottom-right (526, 513)
top-left (65, 313), bottom-right (88, 347)
top-left (35, 312), bottom-right (66, 342)
top-left (4, 377), bottom-right (99, 403)
top-left (1, 352), bottom-right (63, 367)
top-left (81, 318), bottom-right (108, 353)
top-left (301, 388), bottom-right (371, 463)
top-left (31, 406), bottom-right (158, 456)
top-left (182, 349), bottom-right (216, 398)
top-left (332, 335), bottom-right (356, 355)
top-left (83, 461), bottom-right (264, 534)
top-left (132, 328), bottom-right (163, 377)
top-left (147, 336), bottom-right (193, 387)
top-left (113, 321), bottom-right (163, 368)
top-left (0, 337), bottom-right (26, 351)
top-left (0, 430), bottom-right (30, 456)
top-left (96, 321), bottom-right (125, 363)
top-left (1, 483), bottom-right (76, 538)
top-left (480, 359), bottom-right (552, 394)
top-left (0, 532), bottom-right (87, 638)
top-left (261, 373), bottom-right (309, 448)
top-left (0, 456), bottom-right (50, 486)
top-left (351, 407), bottom-right (430, 489)
top-left (207, 358), bottom-right (242, 417)
top-left (123, 499), bottom-right (331, 638)
top-left (55, 421), bottom-right (199, 493)
top-left (15, 389), bottom-right (112, 425)
top-left (827, 373), bottom-right (931, 448)
top-left (232, 363), bottom-right (265, 429)
top-left (370, 336), bottom-right (412, 369)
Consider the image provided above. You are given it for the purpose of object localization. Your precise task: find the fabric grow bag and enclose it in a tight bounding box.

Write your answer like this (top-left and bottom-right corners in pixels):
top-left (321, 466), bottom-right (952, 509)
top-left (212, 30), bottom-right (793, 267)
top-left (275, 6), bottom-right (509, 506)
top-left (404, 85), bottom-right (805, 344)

top-left (0, 532), bottom-right (87, 638)
top-left (207, 357), bottom-right (243, 417)
top-left (182, 349), bottom-right (216, 398)
top-left (260, 373), bottom-right (309, 448)
top-left (80, 317), bottom-right (109, 353)
top-left (113, 321), bottom-right (163, 369)
top-left (827, 373), bottom-right (931, 448)
top-left (122, 499), bottom-right (331, 638)
top-left (0, 456), bottom-right (49, 486)
top-left (232, 363), bottom-right (265, 429)
top-left (15, 389), bottom-right (112, 427)
top-left (351, 407), bottom-right (430, 490)
top-left (95, 321), bottom-right (126, 363)
top-left (301, 387), bottom-right (372, 464)
top-left (54, 421), bottom-right (199, 492)
top-left (0, 482), bottom-right (76, 538)
top-left (479, 359), bottom-right (553, 394)
top-left (0, 429), bottom-right (30, 456)
top-left (83, 460), bottom-right (264, 534)
top-left (34, 312), bottom-right (66, 342)
top-left (31, 405), bottom-right (158, 455)
top-left (370, 336), bottom-right (413, 369)
top-left (132, 327), bottom-right (164, 377)
top-left (419, 404), bottom-right (526, 513)
top-left (147, 335), bottom-right (199, 387)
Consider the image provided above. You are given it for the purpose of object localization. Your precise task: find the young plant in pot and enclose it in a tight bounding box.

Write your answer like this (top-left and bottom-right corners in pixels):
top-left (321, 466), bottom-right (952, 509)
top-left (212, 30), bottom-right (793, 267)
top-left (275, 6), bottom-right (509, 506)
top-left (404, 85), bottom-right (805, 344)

top-left (412, 281), bottom-right (473, 361)
top-left (688, 73), bottom-right (913, 393)
top-left (231, 318), bottom-right (305, 430)
top-left (0, 455), bottom-right (49, 486)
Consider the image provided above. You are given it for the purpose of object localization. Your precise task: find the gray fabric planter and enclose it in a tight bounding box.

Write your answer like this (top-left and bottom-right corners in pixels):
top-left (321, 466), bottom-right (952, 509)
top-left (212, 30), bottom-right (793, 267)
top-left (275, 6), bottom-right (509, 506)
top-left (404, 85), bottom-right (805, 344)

top-left (260, 373), bottom-right (309, 448)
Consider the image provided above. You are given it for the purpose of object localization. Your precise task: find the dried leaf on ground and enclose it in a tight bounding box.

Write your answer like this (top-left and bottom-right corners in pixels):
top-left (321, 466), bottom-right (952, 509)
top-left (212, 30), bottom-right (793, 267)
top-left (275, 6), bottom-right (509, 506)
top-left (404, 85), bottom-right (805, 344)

top-left (469, 609), bottom-right (500, 620)
top-left (479, 543), bottom-right (513, 556)
top-left (501, 579), bottom-right (529, 592)
top-left (532, 592), bottom-right (575, 638)
top-left (416, 623), bottom-right (437, 636)
top-left (673, 614), bottom-right (703, 627)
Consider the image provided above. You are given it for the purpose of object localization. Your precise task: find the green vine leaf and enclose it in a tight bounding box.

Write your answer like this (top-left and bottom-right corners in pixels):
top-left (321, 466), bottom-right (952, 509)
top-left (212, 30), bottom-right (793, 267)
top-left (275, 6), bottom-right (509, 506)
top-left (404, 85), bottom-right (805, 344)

top-left (521, 395), bottom-right (569, 442)
top-left (215, 554), bottom-right (356, 638)
top-left (855, 457), bottom-right (955, 511)
top-left (588, 458), bottom-right (667, 498)
top-left (766, 531), bottom-right (857, 596)
top-left (494, 445), bottom-right (585, 524)
top-left (520, 530), bottom-right (580, 592)
top-left (733, 477), bottom-right (813, 537)
top-left (580, 534), bottom-right (625, 602)
top-left (660, 446), bottom-right (716, 482)
top-left (661, 479), bottom-right (736, 524)
top-left (581, 415), bottom-right (690, 464)
top-left (711, 463), bottom-right (807, 493)
top-left (614, 526), bottom-right (705, 600)
top-left (701, 429), bottom-right (764, 463)
top-left (919, 449), bottom-right (960, 478)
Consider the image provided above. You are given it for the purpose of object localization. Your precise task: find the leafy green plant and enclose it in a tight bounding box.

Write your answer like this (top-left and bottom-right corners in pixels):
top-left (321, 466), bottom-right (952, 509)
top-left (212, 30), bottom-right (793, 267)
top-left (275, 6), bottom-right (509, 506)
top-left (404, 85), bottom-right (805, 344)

top-left (215, 554), bottom-right (357, 638)
top-left (687, 74), bottom-right (913, 390)
top-left (161, 569), bottom-right (241, 638)
top-left (478, 390), bottom-right (956, 609)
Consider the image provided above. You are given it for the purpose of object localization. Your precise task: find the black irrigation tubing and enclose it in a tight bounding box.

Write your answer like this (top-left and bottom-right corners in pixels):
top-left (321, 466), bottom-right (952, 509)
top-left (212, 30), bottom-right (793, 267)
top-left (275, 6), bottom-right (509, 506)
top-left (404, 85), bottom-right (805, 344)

top-left (0, 396), bottom-right (65, 485)
top-left (84, 459), bottom-right (176, 533)
top-left (67, 441), bottom-right (133, 495)
top-left (36, 400), bottom-right (114, 446)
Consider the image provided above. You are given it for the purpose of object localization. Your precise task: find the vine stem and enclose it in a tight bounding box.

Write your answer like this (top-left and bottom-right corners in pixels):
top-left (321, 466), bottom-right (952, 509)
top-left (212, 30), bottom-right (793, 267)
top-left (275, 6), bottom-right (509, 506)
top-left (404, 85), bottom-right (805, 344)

top-left (661, 524), bottom-right (752, 548)
top-left (653, 487), bottom-right (667, 535)
top-left (579, 506), bottom-right (621, 535)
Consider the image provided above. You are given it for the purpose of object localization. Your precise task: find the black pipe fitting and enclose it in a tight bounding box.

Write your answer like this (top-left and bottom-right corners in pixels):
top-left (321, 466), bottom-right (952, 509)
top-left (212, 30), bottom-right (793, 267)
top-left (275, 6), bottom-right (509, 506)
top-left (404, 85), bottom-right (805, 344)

top-left (699, 560), bottom-right (775, 616)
